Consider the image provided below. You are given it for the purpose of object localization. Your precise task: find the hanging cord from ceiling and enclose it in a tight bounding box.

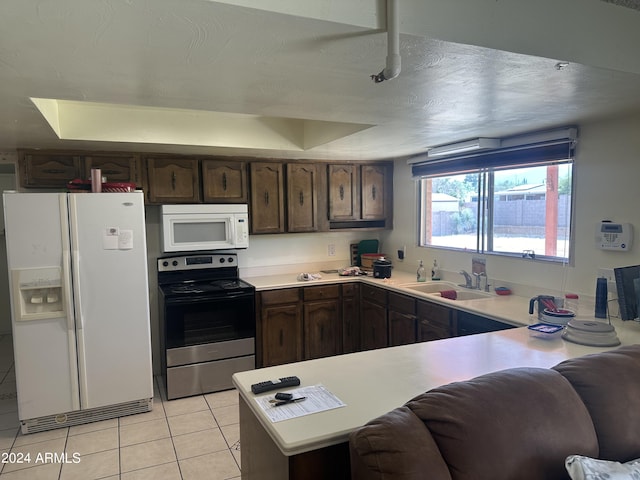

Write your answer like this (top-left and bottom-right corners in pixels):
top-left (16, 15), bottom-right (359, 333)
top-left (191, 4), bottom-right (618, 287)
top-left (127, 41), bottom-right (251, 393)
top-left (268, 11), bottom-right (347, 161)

top-left (371, 0), bottom-right (401, 83)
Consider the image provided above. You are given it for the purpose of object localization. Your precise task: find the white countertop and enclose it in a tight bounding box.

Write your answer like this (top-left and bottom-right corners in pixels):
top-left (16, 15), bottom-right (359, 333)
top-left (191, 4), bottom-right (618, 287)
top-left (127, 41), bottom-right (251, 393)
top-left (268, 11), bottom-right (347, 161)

top-left (233, 320), bottom-right (640, 456)
top-left (235, 270), bottom-right (640, 457)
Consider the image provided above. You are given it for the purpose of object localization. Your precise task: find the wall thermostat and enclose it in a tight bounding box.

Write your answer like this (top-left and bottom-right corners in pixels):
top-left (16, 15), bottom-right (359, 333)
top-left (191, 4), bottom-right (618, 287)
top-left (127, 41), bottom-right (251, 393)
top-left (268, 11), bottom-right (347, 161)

top-left (596, 221), bottom-right (633, 251)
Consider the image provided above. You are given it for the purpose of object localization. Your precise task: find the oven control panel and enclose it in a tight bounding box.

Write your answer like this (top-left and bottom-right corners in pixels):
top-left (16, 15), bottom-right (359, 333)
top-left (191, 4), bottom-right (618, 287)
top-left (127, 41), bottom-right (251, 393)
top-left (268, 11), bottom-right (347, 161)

top-left (158, 253), bottom-right (237, 272)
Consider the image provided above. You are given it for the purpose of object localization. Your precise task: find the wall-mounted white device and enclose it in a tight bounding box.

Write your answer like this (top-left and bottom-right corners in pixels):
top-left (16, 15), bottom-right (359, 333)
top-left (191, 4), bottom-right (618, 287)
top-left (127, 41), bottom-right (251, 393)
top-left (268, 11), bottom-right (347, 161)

top-left (596, 221), bottom-right (633, 251)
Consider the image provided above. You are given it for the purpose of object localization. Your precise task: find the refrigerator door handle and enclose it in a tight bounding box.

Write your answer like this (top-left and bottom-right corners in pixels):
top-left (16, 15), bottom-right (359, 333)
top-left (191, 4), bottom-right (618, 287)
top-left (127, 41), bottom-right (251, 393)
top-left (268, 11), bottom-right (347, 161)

top-left (68, 194), bottom-right (90, 408)
top-left (60, 194), bottom-right (81, 412)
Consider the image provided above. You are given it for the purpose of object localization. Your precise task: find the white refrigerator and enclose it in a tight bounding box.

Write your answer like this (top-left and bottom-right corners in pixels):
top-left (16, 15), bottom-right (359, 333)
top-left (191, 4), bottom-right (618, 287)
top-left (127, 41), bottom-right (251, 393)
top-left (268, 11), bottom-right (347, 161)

top-left (3, 191), bottom-right (153, 433)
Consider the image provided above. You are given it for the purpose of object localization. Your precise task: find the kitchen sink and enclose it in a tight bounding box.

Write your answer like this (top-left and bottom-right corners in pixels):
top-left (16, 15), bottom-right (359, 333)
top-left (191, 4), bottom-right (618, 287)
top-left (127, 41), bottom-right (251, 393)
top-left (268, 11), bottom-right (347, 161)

top-left (401, 281), bottom-right (493, 300)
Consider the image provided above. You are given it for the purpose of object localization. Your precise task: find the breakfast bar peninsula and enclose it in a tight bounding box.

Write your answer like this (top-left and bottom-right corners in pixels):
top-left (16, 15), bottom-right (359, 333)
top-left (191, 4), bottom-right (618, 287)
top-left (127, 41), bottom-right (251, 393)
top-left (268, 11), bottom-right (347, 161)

top-left (232, 318), bottom-right (640, 480)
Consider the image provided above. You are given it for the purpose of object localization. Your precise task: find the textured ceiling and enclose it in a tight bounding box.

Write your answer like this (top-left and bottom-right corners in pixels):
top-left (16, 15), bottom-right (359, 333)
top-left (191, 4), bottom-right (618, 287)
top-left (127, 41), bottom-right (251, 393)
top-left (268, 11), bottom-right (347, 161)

top-left (1, 0), bottom-right (640, 160)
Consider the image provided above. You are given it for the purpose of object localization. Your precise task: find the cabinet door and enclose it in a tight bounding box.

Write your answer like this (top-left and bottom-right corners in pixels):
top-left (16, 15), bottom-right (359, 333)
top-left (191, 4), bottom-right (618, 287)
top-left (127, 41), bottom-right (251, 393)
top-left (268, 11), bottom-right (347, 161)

top-left (417, 300), bottom-right (453, 342)
top-left (84, 154), bottom-right (142, 186)
top-left (388, 293), bottom-right (417, 346)
top-left (389, 311), bottom-right (417, 346)
top-left (361, 164), bottom-right (386, 220)
top-left (261, 303), bottom-right (303, 367)
top-left (287, 163), bottom-right (318, 232)
top-left (342, 283), bottom-right (360, 353)
top-left (201, 159), bottom-right (248, 203)
top-left (19, 151), bottom-right (82, 188)
top-left (303, 299), bottom-right (340, 360)
top-left (250, 162), bottom-right (285, 234)
top-left (146, 157), bottom-right (200, 203)
top-left (360, 299), bottom-right (388, 351)
top-left (328, 164), bottom-right (357, 220)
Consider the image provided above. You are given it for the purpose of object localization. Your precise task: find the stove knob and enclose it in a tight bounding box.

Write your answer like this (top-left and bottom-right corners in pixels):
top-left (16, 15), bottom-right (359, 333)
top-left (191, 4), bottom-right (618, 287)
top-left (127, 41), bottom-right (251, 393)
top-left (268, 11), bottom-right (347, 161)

top-left (228, 257), bottom-right (235, 263)
top-left (219, 257), bottom-right (225, 263)
top-left (172, 260), bottom-right (178, 267)
top-left (162, 261), bottom-right (169, 267)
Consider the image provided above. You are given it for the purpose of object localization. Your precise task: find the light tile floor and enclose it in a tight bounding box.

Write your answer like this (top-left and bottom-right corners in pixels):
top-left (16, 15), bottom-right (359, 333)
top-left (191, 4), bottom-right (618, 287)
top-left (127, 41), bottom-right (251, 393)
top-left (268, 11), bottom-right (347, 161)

top-left (0, 334), bottom-right (242, 480)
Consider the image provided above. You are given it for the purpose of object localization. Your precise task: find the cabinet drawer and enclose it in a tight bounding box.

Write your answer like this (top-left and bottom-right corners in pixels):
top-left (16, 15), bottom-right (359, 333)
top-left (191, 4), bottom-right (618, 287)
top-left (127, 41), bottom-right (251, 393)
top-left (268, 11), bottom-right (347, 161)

top-left (360, 284), bottom-right (388, 306)
top-left (388, 293), bottom-right (416, 315)
top-left (304, 285), bottom-right (339, 301)
top-left (260, 288), bottom-right (301, 306)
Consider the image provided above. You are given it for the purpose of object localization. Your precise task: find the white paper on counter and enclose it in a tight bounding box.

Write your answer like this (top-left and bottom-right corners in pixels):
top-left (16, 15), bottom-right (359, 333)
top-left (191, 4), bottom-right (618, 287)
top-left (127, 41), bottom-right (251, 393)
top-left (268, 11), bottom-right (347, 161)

top-left (254, 384), bottom-right (346, 423)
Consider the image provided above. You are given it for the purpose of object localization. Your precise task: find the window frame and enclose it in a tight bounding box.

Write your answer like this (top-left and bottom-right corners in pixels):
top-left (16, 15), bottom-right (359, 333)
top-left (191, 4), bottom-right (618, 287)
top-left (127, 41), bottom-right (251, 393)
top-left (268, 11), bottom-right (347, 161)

top-left (413, 129), bottom-right (577, 264)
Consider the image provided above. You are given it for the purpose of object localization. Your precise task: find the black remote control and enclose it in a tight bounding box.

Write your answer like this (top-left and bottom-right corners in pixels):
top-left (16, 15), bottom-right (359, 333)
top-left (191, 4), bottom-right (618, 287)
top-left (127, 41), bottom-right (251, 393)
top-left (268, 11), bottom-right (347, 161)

top-left (251, 376), bottom-right (301, 394)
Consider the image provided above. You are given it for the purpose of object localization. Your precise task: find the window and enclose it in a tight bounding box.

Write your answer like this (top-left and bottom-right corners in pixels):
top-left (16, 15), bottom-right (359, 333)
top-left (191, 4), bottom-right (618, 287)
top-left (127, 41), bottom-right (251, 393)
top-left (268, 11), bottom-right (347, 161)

top-left (413, 129), bottom-right (575, 262)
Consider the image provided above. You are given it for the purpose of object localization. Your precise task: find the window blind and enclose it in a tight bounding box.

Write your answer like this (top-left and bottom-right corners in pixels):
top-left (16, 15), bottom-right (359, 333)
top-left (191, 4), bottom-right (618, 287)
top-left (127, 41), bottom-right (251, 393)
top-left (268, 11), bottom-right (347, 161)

top-left (410, 129), bottom-right (576, 178)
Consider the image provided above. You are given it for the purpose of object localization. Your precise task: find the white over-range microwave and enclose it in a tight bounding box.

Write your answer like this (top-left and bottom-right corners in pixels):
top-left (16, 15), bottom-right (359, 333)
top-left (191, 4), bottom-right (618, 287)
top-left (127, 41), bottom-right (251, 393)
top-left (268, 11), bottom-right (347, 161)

top-left (161, 204), bottom-right (249, 252)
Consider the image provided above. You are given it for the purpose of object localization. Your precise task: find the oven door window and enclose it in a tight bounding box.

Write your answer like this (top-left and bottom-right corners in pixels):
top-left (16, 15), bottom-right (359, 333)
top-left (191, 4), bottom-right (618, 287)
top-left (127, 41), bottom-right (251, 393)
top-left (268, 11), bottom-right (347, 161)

top-left (165, 295), bottom-right (255, 349)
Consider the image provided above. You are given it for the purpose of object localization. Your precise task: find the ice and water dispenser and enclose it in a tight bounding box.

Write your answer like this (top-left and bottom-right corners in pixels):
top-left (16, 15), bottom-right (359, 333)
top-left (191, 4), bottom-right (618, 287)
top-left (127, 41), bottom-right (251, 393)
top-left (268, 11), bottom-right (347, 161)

top-left (11, 267), bottom-right (66, 321)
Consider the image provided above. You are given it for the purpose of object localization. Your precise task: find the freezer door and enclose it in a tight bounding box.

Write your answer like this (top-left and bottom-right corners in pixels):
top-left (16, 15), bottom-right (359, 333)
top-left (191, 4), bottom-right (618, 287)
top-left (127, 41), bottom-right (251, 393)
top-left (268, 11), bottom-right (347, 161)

top-left (2, 192), bottom-right (80, 420)
top-left (68, 192), bottom-right (153, 409)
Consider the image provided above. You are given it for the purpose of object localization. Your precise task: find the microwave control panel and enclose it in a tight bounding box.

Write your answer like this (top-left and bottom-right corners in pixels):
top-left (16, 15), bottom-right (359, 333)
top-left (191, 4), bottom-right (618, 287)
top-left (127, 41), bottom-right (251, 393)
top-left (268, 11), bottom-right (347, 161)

top-left (596, 221), bottom-right (633, 251)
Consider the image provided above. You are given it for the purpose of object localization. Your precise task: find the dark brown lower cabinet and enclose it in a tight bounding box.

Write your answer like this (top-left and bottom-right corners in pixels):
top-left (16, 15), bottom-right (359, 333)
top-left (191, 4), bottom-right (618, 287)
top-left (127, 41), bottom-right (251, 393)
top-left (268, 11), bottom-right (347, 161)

top-left (359, 285), bottom-right (388, 351)
top-left (257, 282), bottom-right (515, 367)
top-left (388, 293), bottom-right (417, 346)
top-left (257, 288), bottom-right (303, 367)
top-left (303, 285), bottom-right (341, 360)
top-left (341, 283), bottom-right (360, 353)
top-left (417, 300), bottom-right (454, 341)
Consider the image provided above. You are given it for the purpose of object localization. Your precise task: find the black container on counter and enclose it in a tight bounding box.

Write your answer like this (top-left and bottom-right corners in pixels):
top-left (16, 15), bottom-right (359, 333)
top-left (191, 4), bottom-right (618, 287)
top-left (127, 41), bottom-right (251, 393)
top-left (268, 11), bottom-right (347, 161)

top-left (373, 257), bottom-right (393, 278)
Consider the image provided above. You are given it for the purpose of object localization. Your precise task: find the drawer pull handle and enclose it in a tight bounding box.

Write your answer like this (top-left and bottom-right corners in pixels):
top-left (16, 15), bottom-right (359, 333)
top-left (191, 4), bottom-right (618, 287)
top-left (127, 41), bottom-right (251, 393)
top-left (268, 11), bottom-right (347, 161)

top-left (171, 171), bottom-right (177, 190)
top-left (299, 191), bottom-right (304, 206)
top-left (264, 191), bottom-right (269, 205)
top-left (371, 184), bottom-right (377, 200)
top-left (222, 172), bottom-right (227, 191)
top-left (339, 185), bottom-right (344, 200)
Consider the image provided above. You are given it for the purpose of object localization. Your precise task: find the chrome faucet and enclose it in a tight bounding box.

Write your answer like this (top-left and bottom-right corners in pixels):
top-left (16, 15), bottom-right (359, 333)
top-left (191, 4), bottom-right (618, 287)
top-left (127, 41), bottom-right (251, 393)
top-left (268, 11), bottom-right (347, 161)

top-left (459, 270), bottom-right (473, 288)
top-left (473, 272), bottom-right (486, 290)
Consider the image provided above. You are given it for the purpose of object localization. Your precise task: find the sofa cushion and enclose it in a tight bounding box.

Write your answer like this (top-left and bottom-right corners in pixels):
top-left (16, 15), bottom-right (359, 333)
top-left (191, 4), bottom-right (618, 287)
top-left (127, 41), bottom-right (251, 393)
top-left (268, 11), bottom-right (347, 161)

top-left (406, 368), bottom-right (598, 480)
top-left (553, 345), bottom-right (640, 462)
top-left (349, 405), bottom-right (453, 480)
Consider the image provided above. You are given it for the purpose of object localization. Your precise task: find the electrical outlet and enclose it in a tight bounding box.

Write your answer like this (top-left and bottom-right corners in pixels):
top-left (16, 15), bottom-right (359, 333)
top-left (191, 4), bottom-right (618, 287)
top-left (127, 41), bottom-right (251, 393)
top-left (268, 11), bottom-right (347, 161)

top-left (597, 268), bottom-right (615, 283)
top-left (328, 243), bottom-right (336, 256)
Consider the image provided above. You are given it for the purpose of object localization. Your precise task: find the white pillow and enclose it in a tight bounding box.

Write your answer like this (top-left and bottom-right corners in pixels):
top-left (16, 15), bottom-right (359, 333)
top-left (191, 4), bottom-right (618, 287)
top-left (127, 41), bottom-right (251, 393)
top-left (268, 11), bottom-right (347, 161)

top-left (566, 455), bottom-right (640, 480)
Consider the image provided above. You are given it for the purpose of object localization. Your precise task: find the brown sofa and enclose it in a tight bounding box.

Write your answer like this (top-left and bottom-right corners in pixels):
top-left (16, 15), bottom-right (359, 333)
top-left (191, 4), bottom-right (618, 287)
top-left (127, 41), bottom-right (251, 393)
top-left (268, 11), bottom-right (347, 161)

top-left (349, 345), bottom-right (640, 480)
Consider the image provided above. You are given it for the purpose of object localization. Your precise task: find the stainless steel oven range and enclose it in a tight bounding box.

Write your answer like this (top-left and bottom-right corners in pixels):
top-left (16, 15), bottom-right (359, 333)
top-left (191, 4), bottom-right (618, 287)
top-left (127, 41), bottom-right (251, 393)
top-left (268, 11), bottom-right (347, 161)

top-left (158, 253), bottom-right (255, 400)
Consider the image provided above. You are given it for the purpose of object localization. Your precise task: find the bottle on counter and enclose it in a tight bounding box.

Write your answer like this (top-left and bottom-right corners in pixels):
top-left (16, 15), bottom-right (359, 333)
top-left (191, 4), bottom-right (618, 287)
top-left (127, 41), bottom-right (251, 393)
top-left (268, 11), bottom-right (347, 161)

top-left (431, 260), bottom-right (441, 281)
top-left (417, 260), bottom-right (427, 282)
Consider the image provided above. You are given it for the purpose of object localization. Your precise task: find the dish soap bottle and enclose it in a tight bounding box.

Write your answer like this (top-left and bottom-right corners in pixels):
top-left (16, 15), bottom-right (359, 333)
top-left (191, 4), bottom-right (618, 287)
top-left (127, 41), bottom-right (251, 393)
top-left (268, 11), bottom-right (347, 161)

top-left (431, 260), bottom-right (441, 281)
top-left (417, 260), bottom-right (427, 282)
